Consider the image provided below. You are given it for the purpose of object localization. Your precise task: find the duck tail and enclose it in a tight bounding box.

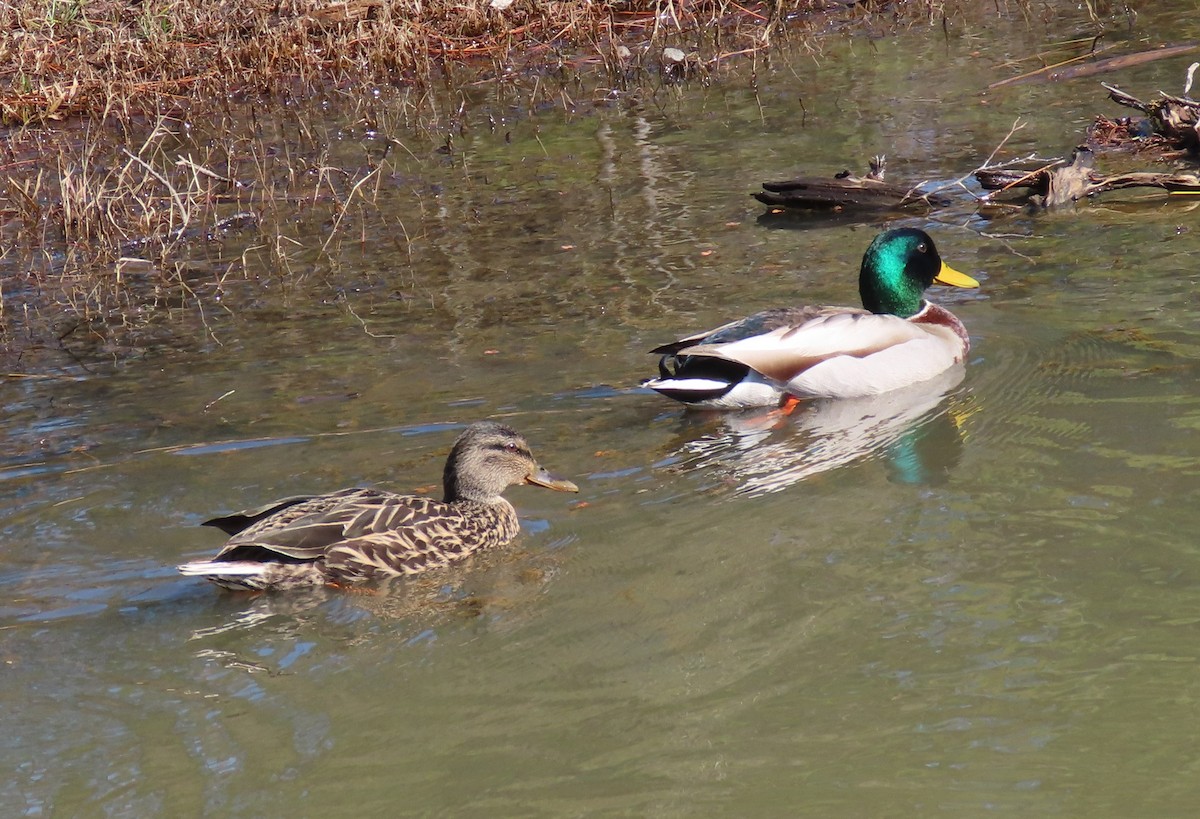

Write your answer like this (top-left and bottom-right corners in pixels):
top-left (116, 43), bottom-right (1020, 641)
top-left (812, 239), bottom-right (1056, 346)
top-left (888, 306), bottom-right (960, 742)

top-left (177, 560), bottom-right (272, 591)
top-left (178, 560), bottom-right (328, 592)
top-left (178, 560), bottom-right (265, 577)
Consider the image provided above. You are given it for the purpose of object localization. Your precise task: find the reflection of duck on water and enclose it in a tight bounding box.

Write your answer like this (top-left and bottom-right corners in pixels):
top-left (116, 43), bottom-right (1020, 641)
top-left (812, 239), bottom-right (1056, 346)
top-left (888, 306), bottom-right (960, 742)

top-left (660, 366), bottom-right (969, 497)
top-left (183, 539), bottom-right (573, 641)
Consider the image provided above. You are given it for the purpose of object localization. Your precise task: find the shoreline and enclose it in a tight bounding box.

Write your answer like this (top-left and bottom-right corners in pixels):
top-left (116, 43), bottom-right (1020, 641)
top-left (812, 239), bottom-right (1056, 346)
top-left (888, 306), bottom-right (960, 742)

top-left (0, 1), bottom-right (1091, 370)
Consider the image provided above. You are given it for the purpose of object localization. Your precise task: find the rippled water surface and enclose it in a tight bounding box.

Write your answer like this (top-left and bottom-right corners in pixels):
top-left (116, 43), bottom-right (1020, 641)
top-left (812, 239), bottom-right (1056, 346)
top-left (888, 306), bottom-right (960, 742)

top-left (6, 4), bottom-right (1200, 815)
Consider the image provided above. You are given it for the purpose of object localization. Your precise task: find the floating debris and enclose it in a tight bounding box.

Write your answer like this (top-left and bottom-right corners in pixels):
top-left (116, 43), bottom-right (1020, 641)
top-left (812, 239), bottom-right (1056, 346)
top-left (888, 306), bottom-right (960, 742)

top-left (976, 146), bottom-right (1200, 208)
top-left (753, 156), bottom-right (951, 212)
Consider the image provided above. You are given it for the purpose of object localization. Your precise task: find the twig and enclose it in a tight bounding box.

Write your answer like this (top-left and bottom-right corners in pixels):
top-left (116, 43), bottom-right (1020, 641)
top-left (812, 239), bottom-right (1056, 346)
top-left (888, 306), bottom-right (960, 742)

top-left (321, 166), bottom-right (380, 254)
top-left (342, 296), bottom-right (396, 338)
top-left (204, 390), bottom-right (236, 412)
top-left (924, 118), bottom-right (1029, 201)
top-left (175, 154), bottom-right (244, 188)
top-left (121, 147), bottom-right (191, 238)
top-left (984, 158), bottom-right (1065, 199)
top-left (988, 45), bottom-right (1115, 89)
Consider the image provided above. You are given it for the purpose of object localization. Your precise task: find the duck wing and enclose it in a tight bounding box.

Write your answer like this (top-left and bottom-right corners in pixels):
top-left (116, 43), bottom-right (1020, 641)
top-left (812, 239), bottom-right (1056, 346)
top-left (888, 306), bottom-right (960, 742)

top-left (209, 489), bottom-right (520, 581)
top-left (647, 306), bottom-right (876, 408)
top-left (210, 488), bottom-right (429, 562)
top-left (651, 306), bottom-right (841, 356)
top-left (201, 495), bottom-right (322, 535)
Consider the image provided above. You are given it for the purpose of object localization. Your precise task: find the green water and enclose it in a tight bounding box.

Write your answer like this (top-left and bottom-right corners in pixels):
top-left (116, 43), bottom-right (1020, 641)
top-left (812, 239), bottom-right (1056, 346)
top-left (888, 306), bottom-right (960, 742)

top-left (6, 3), bottom-right (1200, 815)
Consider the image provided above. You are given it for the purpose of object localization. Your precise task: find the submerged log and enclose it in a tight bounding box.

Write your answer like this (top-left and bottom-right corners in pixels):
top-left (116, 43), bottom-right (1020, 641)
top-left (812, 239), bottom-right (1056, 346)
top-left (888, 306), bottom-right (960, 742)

top-left (988, 42), bottom-right (1199, 88)
top-left (976, 146), bottom-right (1200, 207)
top-left (754, 156), bottom-right (951, 212)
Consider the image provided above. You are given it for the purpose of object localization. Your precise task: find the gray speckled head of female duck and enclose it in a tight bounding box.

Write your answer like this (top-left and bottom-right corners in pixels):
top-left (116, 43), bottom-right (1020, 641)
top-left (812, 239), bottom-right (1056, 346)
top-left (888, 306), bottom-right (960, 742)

top-left (442, 420), bottom-right (579, 503)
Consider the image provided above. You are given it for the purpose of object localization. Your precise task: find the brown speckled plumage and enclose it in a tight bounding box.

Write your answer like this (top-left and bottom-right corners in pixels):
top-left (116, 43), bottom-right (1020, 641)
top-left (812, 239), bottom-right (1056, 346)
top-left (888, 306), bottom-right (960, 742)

top-left (178, 421), bottom-right (578, 591)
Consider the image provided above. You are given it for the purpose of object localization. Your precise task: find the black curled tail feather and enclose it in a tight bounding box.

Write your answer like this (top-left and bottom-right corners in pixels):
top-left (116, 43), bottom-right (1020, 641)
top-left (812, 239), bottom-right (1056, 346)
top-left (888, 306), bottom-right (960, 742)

top-left (658, 354), bottom-right (681, 380)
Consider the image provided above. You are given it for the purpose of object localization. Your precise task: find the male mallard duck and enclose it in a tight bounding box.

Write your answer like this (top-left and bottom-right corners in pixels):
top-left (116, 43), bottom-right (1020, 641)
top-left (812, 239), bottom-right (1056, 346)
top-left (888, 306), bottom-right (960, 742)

top-left (178, 421), bottom-right (579, 591)
top-left (643, 228), bottom-right (979, 410)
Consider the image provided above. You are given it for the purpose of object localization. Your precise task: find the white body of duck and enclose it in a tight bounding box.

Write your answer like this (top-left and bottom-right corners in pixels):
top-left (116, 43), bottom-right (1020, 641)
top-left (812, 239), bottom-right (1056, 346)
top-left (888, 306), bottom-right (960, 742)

top-left (643, 228), bottom-right (979, 410)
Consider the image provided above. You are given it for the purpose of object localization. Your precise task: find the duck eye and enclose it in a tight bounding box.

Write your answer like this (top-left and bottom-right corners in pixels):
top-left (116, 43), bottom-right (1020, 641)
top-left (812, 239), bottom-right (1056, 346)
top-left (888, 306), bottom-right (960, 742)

top-left (916, 242), bottom-right (927, 253)
top-left (503, 442), bottom-right (520, 453)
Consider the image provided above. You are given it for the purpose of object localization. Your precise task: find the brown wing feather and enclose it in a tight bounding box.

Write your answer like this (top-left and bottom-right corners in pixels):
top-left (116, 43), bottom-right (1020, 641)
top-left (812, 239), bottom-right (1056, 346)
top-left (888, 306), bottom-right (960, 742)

top-left (201, 495), bottom-right (321, 535)
top-left (212, 489), bottom-right (520, 580)
top-left (210, 488), bottom-right (389, 560)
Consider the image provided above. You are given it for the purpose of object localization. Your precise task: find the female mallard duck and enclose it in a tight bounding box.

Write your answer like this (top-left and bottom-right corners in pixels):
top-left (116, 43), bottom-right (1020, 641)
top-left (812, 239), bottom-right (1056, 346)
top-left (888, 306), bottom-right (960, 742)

top-left (643, 228), bottom-right (979, 410)
top-left (178, 421), bottom-right (579, 591)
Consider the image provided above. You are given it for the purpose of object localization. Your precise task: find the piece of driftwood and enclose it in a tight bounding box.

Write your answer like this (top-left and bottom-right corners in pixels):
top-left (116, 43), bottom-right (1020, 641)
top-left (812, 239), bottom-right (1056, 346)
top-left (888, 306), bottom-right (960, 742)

top-left (753, 156), bottom-right (951, 212)
top-left (989, 42), bottom-right (1199, 89)
top-left (976, 145), bottom-right (1200, 207)
top-left (975, 147), bottom-right (1098, 206)
top-left (987, 43), bottom-right (1118, 89)
top-left (1049, 42), bottom-right (1199, 82)
top-left (1103, 82), bottom-right (1200, 153)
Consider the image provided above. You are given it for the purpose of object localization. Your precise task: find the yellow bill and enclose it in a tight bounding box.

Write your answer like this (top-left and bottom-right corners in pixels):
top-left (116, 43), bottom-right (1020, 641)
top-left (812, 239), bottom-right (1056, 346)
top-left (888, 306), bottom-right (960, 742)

top-left (934, 262), bottom-right (979, 288)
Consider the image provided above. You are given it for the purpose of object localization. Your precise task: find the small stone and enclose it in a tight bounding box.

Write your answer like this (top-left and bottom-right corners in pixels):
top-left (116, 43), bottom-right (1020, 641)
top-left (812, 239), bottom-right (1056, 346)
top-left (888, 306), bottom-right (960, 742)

top-left (662, 47), bottom-right (686, 64)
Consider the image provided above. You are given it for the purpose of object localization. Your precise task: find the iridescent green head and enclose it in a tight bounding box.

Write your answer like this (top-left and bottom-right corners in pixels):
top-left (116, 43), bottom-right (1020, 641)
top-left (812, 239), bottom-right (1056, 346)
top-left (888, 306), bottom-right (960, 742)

top-left (858, 228), bottom-right (978, 318)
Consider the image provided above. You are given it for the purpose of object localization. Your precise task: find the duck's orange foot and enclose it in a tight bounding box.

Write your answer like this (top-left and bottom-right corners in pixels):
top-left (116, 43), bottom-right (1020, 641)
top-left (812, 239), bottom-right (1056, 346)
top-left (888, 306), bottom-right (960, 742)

top-left (777, 395), bottom-right (802, 416)
top-left (726, 396), bottom-right (804, 432)
top-left (758, 395), bottom-right (803, 422)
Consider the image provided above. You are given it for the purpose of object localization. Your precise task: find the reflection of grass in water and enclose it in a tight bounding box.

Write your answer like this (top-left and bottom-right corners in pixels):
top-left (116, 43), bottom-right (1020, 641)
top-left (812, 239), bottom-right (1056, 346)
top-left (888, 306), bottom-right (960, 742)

top-left (1, 101), bottom-right (398, 366)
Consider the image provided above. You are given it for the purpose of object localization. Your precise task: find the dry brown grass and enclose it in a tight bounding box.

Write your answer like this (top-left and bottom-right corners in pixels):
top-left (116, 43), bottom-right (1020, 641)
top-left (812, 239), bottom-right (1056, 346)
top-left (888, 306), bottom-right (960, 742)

top-left (0, 0), bottom-right (857, 124)
top-left (1, 0), bottom-right (1020, 123)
